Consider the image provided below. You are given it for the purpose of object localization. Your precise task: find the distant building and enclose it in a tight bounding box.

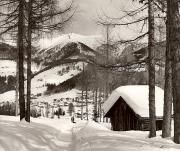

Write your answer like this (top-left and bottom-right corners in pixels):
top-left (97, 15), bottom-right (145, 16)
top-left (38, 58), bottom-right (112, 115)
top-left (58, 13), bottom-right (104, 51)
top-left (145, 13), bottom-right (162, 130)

top-left (103, 85), bottom-right (165, 131)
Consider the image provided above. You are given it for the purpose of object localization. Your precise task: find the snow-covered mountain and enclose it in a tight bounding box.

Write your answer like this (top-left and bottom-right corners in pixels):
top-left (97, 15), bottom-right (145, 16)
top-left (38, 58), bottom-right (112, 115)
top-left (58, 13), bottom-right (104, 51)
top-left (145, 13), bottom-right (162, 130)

top-left (0, 33), bottom-right (104, 105)
top-left (36, 33), bottom-right (104, 67)
top-left (39, 33), bottom-right (102, 50)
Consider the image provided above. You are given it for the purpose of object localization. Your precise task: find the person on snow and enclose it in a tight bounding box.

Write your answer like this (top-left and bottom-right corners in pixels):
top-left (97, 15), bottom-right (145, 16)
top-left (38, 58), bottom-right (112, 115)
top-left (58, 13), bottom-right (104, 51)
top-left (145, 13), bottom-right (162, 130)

top-left (71, 112), bottom-right (76, 123)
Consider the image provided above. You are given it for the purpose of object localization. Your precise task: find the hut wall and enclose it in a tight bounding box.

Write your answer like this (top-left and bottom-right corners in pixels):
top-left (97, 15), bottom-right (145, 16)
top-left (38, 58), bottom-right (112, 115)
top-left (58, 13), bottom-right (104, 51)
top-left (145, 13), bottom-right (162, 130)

top-left (140, 119), bottom-right (162, 131)
top-left (107, 97), bottom-right (163, 131)
top-left (109, 97), bottom-right (141, 131)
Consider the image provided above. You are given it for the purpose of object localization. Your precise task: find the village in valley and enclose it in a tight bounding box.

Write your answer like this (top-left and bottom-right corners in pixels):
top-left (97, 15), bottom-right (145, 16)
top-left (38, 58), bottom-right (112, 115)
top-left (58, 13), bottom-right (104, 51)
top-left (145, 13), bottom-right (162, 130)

top-left (0, 0), bottom-right (180, 151)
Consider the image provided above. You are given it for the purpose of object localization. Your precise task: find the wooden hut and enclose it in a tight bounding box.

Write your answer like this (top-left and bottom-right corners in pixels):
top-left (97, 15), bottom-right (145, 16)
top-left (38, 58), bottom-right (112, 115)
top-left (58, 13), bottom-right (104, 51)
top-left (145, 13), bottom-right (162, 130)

top-left (103, 85), bottom-right (164, 131)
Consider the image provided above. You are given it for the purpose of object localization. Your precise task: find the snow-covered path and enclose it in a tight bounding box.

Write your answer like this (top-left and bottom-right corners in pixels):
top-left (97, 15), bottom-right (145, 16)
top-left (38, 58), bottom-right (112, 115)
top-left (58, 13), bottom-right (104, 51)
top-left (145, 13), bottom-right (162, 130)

top-left (32, 117), bottom-right (74, 151)
top-left (1, 116), bottom-right (180, 151)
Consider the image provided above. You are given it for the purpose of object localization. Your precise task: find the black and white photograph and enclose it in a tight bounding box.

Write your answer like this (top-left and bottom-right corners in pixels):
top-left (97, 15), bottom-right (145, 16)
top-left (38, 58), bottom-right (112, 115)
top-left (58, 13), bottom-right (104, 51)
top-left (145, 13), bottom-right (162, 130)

top-left (0, 0), bottom-right (180, 150)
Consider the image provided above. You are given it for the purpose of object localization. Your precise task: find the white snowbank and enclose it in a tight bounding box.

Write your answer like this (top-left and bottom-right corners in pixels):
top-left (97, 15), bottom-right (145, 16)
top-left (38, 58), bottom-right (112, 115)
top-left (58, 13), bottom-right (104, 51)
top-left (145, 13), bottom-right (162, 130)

top-left (73, 120), bottom-right (180, 151)
top-left (103, 85), bottom-right (164, 118)
top-left (0, 115), bottom-right (73, 151)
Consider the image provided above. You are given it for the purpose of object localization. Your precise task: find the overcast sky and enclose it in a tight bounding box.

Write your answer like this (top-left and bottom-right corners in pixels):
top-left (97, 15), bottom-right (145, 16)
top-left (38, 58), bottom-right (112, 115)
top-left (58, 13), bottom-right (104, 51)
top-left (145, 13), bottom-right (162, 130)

top-left (39, 0), bottom-right (146, 48)
top-left (62, 0), bottom-right (144, 39)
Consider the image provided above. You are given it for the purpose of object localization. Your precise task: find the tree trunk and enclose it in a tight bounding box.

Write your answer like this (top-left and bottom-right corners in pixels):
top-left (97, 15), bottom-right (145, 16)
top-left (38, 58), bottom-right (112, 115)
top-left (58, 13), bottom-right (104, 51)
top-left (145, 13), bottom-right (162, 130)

top-left (170, 0), bottom-right (180, 144)
top-left (162, 0), bottom-right (172, 138)
top-left (94, 88), bottom-right (98, 122)
top-left (148, 0), bottom-right (156, 138)
top-left (81, 62), bottom-right (85, 120)
top-left (15, 60), bottom-right (19, 116)
top-left (26, 0), bottom-right (33, 122)
top-left (18, 0), bottom-right (25, 121)
top-left (105, 25), bottom-right (109, 99)
top-left (103, 89), bottom-right (105, 122)
top-left (85, 71), bottom-right (88, 121)
top-left (81, 90), bottom-right (84, 120)
top-left (85, 85), bottom-right (88, 120)
top-left (98, 90), bottom-right (102, 122)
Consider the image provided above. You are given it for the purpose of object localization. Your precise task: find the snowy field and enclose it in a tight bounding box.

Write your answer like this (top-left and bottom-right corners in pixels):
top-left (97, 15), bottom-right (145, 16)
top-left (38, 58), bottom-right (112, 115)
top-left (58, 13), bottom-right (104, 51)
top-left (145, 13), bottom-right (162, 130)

top-left (0, 91), bottom-right (15, 103)
top-left (0, 115), bottom-right (180, 151)
top-left (0, 60), bottom-right (16, 76)
top-left (32, 89), bottom-right (81, 104)
top-left (0, 60), bottom-right (40, 76)
top-left (0, 60), bottom-right (83, 102)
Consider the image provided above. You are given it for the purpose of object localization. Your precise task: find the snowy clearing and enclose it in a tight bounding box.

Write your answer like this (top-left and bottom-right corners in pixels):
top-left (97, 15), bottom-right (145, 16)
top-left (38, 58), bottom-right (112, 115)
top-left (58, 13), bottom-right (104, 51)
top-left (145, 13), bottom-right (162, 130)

top-left (0, 60), bottom-right (16, 76)
top-left (0, 60), bottom-right (40, 76)
top-left (0, 90), bottom-right (15, 103)
top-left (1, 115), bottom-right (180, 151)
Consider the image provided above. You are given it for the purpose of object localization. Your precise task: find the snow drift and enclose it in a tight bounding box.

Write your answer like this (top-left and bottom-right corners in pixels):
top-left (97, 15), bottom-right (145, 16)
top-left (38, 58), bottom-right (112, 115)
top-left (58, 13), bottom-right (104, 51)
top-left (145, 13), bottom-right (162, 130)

top-left (0, 116), bottom-right (73, 151)
top-left (72, 120), bottom-right (180, 151)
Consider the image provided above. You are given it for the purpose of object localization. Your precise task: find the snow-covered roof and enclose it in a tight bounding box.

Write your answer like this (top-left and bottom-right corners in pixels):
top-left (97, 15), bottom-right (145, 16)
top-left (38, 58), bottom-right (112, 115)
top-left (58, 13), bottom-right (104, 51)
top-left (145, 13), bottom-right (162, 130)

top-left (103, 85), bottom-right (164, 118)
